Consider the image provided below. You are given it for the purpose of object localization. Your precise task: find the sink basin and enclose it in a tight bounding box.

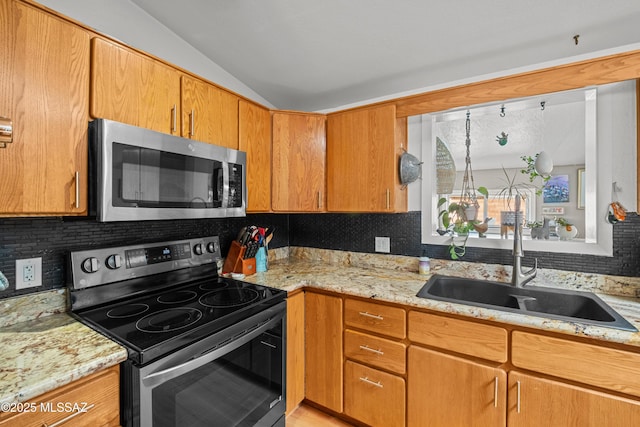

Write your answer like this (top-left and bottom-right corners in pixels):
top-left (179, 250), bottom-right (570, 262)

top-left (417, 275), bottom-right (637, 331)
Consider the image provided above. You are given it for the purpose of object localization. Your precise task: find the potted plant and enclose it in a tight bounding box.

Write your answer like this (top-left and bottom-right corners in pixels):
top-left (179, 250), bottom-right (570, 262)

top-left (496, 153), bottom-right (551, 237)
top-left (436, 186), bottom-right (488, 259)
top-left (556, 217), bottom-right (578, 240)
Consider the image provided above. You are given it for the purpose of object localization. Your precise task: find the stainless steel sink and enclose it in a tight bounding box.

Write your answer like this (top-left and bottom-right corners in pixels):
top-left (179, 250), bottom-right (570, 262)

top-left (417, 275), bottom-right (637, 331)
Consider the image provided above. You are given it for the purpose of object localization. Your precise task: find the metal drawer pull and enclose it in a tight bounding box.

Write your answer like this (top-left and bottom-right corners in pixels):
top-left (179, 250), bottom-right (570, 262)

top-left (516, 380), bottom-right (521, 413)
top-left (189, 109), bottom-right (195, 136)
top-left (43, 403), bottom-right (95, 427)
top-left (171, 104), bottom-right (177, 133)
top-left (493, 376), bottom-right (499, 408)
top-left (74, 171), bottom-right (80, 209)
top-left (359, 376), bottom-right (383, 388)
top-left (317, 191), bottom-right (322, 209)
top-left (269, 395), bottom-right (282, 409)
top-left (359, 345), bottom-right (384, 355)
top-left (358, 311), bottom-right (383, 320)
top-left (260, 340), bottom-right (277, 349)
top-left (0, 116), bottom-right (12, 147)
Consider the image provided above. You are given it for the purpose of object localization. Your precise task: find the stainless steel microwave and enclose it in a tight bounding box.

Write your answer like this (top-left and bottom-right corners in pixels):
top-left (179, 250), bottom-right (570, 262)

top-left (89, 119), bottom-right (246, 222)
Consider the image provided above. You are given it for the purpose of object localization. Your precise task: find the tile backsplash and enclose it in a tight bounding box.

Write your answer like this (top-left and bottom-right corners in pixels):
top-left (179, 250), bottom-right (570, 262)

top-left (0, 214), bottom-right (289, 299)
top-left (2, 210), bottom-right (638, 300)
top-left (290, 212), bottom-right (640, 277)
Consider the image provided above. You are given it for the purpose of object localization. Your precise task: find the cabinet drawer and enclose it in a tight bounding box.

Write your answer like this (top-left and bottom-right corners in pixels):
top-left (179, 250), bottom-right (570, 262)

top-left (344, 329), bottom-right (406, 374)
top-left (345, 299), bottom-right (406, 339)
top-left (408, 311), bottom-right (508, 363)
top-left (0, 365), bottom-right (120, 427)
top-left (512, 331), bottom-right (640, 398)
top-left (344, 360), bottom-right (405, 427)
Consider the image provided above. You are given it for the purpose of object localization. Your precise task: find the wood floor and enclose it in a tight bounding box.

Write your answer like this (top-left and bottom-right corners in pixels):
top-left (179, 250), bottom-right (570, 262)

top-left (287, 404), bottom-right (354, 427)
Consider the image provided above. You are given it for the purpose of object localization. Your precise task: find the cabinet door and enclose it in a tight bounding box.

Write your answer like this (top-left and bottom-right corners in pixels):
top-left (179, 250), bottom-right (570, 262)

top-left (508, 371), bottom-right (640, 427)
top-left (408, 346), bottom-right (506, 427)
top-left (0, 365), bottom-right (120, 427)
top-left (239, 100), bottom-right (271, 212)
top-left (90, 37), bottom-right (181, 135)
top-left (305, 292), bottom-right (343, 413)
top-left (181, 75), bottom-right (239, 149)
top-left (0, 0), bottom-right (89, 215)
top-left (327, 105), bottom-right (407, 212)
top-left (272, 112), bottom-right (326, 212)
top-left (286, 292), bottom-right (305, 415)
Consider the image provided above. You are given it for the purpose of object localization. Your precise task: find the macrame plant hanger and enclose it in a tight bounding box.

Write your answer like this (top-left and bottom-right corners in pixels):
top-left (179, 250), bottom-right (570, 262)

top-left (459, 111), bottom-right (480, 221)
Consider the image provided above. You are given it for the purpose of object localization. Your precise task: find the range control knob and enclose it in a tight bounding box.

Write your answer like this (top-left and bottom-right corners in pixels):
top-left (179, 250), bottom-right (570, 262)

top-left (206, 242), bottom-right (217, 253)
top-left (81, 257), bottom-right (100, 273)
top-left (193, 243), bottom-right (204, 255)
top-left (106, 254), bottom-right (122, 270)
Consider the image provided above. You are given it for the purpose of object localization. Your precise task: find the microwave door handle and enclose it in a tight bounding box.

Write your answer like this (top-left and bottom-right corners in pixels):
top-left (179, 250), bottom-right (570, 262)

top-left (142, 313), bottom-right (282, 388)
top-left (221, 162), bottom-right (230, 208)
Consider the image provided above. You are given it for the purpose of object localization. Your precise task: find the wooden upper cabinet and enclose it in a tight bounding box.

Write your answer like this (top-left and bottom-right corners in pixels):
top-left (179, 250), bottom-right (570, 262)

top-left (326, 104), bottom-right (407, 212)
top-left (181, 75), bottom-right (239, 149)
top-left (271, 111), bottom-right (326, 212)
top-left (0, 0), bottom-right (90, 215)
top-left (90, 37), bottom-right (181, 135)
top-left (239, 100), bottom-right (272, 212)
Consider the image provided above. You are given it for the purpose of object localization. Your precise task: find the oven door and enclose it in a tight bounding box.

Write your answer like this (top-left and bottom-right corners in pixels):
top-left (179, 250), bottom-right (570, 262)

top-left (136, 302), bottom-right (286, 427)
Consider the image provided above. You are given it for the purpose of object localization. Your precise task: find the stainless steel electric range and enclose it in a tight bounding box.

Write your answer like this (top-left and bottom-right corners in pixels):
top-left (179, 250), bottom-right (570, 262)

top-left (67, 236), bottom-right (286, 427)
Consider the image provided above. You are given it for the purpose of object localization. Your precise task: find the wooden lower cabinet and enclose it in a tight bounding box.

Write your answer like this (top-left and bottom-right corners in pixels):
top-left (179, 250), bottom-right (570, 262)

top-left (344, 360), bottom-right (405, 427)
top-left (407, 345), bottom-right (506, 427)
top-left (508, 371), bottom-right (640, 427)
top-left (304, 292), bottom-right (343, 413)
top-left (286, 291), bottom-right (305, 415)
top-left (0, 365), bottom-right (120, 427)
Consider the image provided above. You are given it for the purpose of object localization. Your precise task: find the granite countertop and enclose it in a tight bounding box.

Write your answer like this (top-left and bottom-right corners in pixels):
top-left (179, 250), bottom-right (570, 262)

top-left (2, 247), bottom-right (639, 406)
top-left (241, 250), bottom-right (640, 349)
top-left (0, 291), bottom-right (128, 405)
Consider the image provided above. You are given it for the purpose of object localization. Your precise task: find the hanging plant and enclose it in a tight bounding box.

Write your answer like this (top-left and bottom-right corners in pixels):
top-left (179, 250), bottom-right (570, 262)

top-left (437, 186), bottom-right (488, 260)
top-left (520, 153), bottom-right (551, 195)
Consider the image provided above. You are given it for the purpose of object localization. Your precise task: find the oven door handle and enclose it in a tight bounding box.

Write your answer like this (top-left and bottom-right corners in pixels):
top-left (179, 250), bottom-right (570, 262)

top-left (142, 313), bottom-right (282, 388)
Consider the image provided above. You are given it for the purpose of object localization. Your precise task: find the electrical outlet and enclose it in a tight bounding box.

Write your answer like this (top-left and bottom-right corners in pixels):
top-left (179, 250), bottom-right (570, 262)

top-left (16, 257), bottom-right (42, 289)
top-left (375, 236), bottom-right (391, 253)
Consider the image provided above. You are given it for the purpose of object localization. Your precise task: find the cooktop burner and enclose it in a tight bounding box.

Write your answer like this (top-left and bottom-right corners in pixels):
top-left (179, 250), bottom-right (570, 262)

top-left (107, 303), bottom-right (150, 319)
top-left (136, 308), bottom-right (203, 333)
top-left (199, 288), bottom-right (260, 308)
top-left (157, 290), bottom-right (198, 304)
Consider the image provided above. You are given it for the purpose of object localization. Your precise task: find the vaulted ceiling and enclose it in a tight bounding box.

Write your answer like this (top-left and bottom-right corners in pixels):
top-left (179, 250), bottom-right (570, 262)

top-left (129, 1), bottom-right (640, 112)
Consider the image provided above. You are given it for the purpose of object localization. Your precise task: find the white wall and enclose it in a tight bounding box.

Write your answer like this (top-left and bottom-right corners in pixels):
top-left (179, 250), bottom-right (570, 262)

top-left (36, 0), bottom-right (274, 108)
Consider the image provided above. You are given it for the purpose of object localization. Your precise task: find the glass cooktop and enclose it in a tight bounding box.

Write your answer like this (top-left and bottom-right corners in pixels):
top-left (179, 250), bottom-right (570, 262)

top-left (75, 277), bottom-right (285, 364)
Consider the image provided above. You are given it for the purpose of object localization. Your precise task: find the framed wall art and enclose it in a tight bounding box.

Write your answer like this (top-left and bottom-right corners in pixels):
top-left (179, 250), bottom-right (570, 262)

top-left (543, 174), bottom-right (570, 203)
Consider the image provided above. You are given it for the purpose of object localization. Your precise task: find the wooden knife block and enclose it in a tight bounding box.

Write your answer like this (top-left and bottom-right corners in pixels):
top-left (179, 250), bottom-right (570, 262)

top-left (222, 241), bottom-right (256, 275)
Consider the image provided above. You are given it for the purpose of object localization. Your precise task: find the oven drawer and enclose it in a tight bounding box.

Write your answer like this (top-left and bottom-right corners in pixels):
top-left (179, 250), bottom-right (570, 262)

top-left (0, 365), bottom-right (120, 427)
top-left (344, 329), bottom-right (406, 374)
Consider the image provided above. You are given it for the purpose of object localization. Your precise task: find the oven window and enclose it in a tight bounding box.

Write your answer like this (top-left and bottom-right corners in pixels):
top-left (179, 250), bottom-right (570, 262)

top-left (112, 142), bottom-right (223, 208)
top-left (151, 330), bottom-right (283, 427)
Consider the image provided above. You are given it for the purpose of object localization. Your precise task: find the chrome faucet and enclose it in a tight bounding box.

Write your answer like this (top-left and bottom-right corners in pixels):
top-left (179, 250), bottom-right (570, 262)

top-left (511, 195), bottom-right (537, 287)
